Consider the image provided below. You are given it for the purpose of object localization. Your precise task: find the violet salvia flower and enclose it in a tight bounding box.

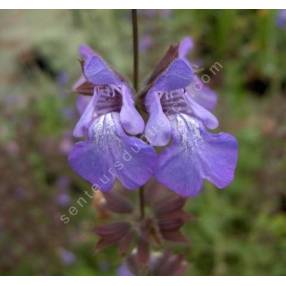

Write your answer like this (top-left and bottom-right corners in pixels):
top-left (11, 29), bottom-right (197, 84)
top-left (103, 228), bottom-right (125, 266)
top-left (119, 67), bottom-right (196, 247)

top-left (68, 45), bottom-right (157, 192)
top-left (143, 37), bottom-right (238, 197)
top-left (59, 248), bottom-right (76, 265)
top-left (139, 34), bottom-right (153, 53)
top-left (277, 10), bottom-right (286, 28)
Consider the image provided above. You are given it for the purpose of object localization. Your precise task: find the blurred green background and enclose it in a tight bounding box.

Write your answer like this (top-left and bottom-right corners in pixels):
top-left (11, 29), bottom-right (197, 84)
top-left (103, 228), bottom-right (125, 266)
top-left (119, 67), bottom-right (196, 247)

top-left (0, 10), bottom-right (286, 275)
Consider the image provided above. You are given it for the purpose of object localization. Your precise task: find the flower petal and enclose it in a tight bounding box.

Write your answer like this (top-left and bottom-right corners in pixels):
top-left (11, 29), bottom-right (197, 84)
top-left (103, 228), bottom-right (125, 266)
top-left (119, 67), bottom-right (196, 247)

top-left (117, 263), bottom-right (134, 276)
top-left (144, 91), bottom-right (172, 146)
top-left (185, 95), bottom-right (219, 129)
top-left (152, 58), bottom-right (193, 92)
top-left (76, 95), bottom-right (91, 115)
top-left (73, 89), bottom-right (98, 137)
top-left (155, 114), bottom-right (238, 197)
top-left (186, 76), bottom-right (217, 111)
top-left (178, 37), bottom-right (193, 58)
top-left (140, 37), bottom-right (194, 98)
top-left (68, 140), bottom-right (115, 192)
top-left (119, 85), bottom-right (144, 135)
top-left (69, 113), bottom-right (157, 191)
top-left (80, 44), bottom-right (121, 86)
top-left (112, 113), bottom-right (157, 189)
top-left (79, 44), bottom-right (95, 59)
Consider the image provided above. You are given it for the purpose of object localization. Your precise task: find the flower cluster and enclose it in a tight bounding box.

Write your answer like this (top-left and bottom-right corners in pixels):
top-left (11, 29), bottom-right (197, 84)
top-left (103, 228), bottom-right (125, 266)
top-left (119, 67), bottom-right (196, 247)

top-left (68, 36), bottom-right (238, 276)
top-left (69, 37), bottom-right (238, 197)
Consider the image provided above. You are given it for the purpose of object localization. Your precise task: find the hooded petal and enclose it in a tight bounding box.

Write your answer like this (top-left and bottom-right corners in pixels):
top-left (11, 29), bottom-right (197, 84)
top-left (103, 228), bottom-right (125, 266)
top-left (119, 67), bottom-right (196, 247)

top-left (80, 44), bottom-right (121, 86)
top-left (119, 85), bottom-right (144, 135)
top-left (144, 91), bottom-right (172, 146)
top-left (151, 58), bottom-right (193, 92)
top-left (142, 37), bottom-right (193, 95)
top-left (155, 114), bottom-right (238, 197)
top-left (69, 113), bottom-right (157, 191)
top-left (178, 37), bottom-right (193, 58)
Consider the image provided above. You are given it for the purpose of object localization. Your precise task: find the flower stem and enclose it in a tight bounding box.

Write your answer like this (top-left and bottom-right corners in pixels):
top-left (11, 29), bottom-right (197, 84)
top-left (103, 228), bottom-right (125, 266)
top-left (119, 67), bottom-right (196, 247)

top-left (131, 9), bottom-right (145, 220)
top-left (132, 9), bottom-right (139, 92)
top-left (139, 187), bottom-right (145, 220)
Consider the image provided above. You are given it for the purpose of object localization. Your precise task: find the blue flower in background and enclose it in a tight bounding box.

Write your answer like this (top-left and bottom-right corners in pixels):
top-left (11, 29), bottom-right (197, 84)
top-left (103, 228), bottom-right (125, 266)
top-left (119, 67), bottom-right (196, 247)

top-left (277, 10), bottom-right (286, 28)
top-left (59, 248), bottom-right (76, 266)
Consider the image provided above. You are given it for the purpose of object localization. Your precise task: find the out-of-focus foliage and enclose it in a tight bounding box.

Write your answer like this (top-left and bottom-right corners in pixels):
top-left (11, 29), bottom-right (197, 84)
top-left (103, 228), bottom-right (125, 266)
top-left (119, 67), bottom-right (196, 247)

top-left (0, 10), bottom-right (286, 275)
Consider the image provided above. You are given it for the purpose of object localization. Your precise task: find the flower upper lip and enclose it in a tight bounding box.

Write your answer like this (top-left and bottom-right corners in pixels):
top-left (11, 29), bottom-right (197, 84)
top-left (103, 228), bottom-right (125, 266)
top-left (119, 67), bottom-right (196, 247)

top-left (139, 37), bottom-right (194, 100)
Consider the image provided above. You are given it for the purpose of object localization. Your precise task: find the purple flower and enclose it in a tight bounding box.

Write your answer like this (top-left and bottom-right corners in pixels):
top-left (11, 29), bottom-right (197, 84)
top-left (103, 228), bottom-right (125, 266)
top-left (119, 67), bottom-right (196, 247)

top-left (117, 262), bottom-right (134, 276)
top-left (56, 192), bottom-right (71, 207)
top-left (59, 248), bottom-right (76, 265)
top-left (143, 37), bottom-right (238, 197)
top-left (59, 131), bottom-right (73, 154)
top-left (277, 10), bottom-right (286, 28)
top-left (57, 72), bottom-right (69, 96)
top-left (69, 45), bottom-right (157, 192)
top-left (55, 176), bottom-right (71, 207)
top-left (117, 251), bottom-right (187, 276)
top-left (139, 34), bottom-right (153, 53)
top-left (141, 9), bottom-right (172, 19)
